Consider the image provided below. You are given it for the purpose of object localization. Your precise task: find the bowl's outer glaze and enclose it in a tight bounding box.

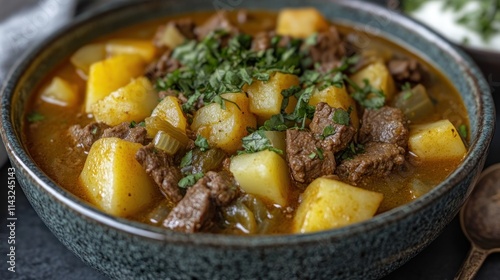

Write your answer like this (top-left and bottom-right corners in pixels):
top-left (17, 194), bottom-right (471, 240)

top-left (0, 0), bottom-right (495, 279)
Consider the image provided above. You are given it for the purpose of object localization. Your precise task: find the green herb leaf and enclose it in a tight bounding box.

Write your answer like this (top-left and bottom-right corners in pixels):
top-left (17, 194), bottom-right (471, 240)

top-left (240, 130), bottom-right (283, 155)
top-left (180, 150), bottom-right (193, 168)
top-left (333, 109), bottom-right (350, 126)
top-left (345, 77), bottom-right (386, 109)
top-left (320, 125), bottom-right (336, 140)
top-left (178, 173), bottom-right (204, 188)
top-left (336, 142), bottom-right (365, 161)
top-left (195, 135), bottom-right (210, 151)
top-left (459, 124), bottom-right (468, 139)
top-left (27, 112), bottom-right (45, 123)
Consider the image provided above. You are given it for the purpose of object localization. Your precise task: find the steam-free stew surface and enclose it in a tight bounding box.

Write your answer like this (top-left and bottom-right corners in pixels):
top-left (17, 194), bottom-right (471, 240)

top-left (24, 10), bottom-right (467, 234)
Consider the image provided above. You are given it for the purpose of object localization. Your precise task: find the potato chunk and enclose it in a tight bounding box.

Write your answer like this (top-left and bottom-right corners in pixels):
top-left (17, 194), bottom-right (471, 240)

top-left (246, 72), bottom-right (299, 124)
top-left (408, 119), bottom-right (467, 161)
top-left (276, 8), bottom-right (329, 38)
top-left (350, 61), bottom-right (396, 102)
top-left (230, 150), bottom-right (290, 206)
top-left (70, 43), bottom-right (106, 74)
top-left (79, 138), bottom-right (159, 217)
top-left (155, 24), bottom-right (187, 49)
top-left (105, 39), bottom-right (157, 62)
top-left (293, 178), bottom-right (383, 233)
top-left (309, 84), bottom-right (360, 129)
top-left (85, 54), bottom-right (146, 112)
top-left (151, 96), bottom-right (187, 132)
top-left (191, 92), bottom-right (257, 153)
top-left (40, 77), bottom-right (79, 107)
top-left (92, 77), bottom-right (159, 126)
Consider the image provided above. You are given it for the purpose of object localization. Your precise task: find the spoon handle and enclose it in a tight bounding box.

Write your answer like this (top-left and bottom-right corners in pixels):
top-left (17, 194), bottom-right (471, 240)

top-left (454, 246), bottom-right (489, 280)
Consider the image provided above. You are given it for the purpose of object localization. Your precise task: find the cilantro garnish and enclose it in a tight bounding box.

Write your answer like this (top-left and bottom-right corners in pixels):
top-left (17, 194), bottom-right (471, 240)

top-left (458, 124), bottom-right (468, 139)
top-left (180, 150), bottom-right (193, 168)
top-left (195, 135), bottom-right (210, 151)
top-left (336, 142), bottom-right (365, 161)
top-left (308, 147), bottom-right (325, 160)
top-left (27, 112), bottom-right (45, 123)
top-left (178, 173), bottom-right (204, 188)
top-left (240, 130), bottom-right (283, 155)
top-left (402, 82), bottom-right (413, 100)
top-left (333, 109), bottom-right (350, 126)
top-left (320, 125), bottom-right (336, 140)
top-left (345, 77), bottom-right (386, 109)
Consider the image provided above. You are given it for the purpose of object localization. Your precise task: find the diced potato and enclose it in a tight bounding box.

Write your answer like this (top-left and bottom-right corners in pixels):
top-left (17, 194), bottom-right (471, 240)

top-left (230, 150), bottom-right (290, 206)
top-left (151, 96), bottom-right (187, 132)
top-left (92, 77), bottom-right (159, 126)
top-left (408, 119), bottom-right (467, 161)
top-left (246, 72), bottom-right (299, 124)
top-left (293, 178), bottom-right (383, 233)
top-left (70, 43), bottom-right (106, 74)
top-left (350, 61), bottom-right (396, 102)
top-left (262, 131), bottom-right (286, 156)
top-left (40, 77), bottom-right (79, 107)
top-left (79, 138), bottom-right (159, 217)
top-left (191, 92), bottom-right (257, 153)
top-left (155, 24), bottom-right (187, 49)
top-left (85, 54), bottom-right (146, 112)
top-left (276, 8), bottom-right (329, 38)
top-left (105, 39), bottom-right (157, 62)
top-left (309, 84), bottom-right (360, 129)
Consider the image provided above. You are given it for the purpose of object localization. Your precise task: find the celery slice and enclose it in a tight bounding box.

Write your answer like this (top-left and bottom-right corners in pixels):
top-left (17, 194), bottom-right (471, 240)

top-left (153, 131), bottom-right (182, 155)
top-left (145, 116), bottom-right (189, 147)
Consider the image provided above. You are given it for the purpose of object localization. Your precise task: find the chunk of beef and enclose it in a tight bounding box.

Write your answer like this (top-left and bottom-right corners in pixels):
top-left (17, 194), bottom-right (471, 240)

top-left (194, 12), bottom-right (239, 39)
top-left (153, 19), bottom-right (196, 49)
top-left (336, 142), bottom-right (405, 184)
top-left (388, 58), bottom-right (426, 84)
top-left (309, 103), bottom-right (356, 153)
top-left (204, 171), bottom-right (239, 206)
top-left (69, 122), bottom-right (110, 150)
top-left (286, 129), bottom-right (336, 186)
top-left (251, 31), bottom-right (271, 52)
top-left (102, 122), bottom-right (147, 145)
top-left (136, 143), bottom-right (183, 203)
top-left (163, 183), bottom-right (215, 233)
top-left (306, 26), bottom-right (346, 72)
top-left (145, 50), bottom-right (181, 80)
top-left (359, 106), bottom-right (409, 149)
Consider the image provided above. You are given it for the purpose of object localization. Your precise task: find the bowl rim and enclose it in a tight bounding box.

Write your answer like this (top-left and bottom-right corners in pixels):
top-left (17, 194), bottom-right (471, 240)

top-left (0, 0), bottom-right (495, 247)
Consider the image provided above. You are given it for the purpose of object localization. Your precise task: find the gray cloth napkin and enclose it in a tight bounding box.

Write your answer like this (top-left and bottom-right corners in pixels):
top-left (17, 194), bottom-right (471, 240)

top-left (0, 0), bottom-right (77, 166)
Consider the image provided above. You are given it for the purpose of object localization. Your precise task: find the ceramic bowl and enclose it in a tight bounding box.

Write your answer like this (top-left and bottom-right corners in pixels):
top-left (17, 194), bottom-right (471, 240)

top-left (0, 0), bottom-right (495, 279)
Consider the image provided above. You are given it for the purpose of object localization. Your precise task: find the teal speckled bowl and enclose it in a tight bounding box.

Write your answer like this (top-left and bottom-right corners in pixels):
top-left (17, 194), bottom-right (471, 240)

top-left (0, 0), bottom-right (495, 279)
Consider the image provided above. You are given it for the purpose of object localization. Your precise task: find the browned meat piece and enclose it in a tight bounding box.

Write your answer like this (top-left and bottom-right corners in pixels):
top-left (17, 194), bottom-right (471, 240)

top-left (309, 103), bottom-right (356, 153)
top-left (359, 106), bottom-right (409, 149)
top-left (251, 31), bottom-right (271, 52)
top-left (144, 50), bottom-right (181, 80)
top-left (203, 171), bottom-right (239, 206)
top-left (336, 142), bottom-right (405, 184)
top-left (136, 143), bottom-right (183, 203)
top-left (69, 122), bottom-right (110, 150)
top-left (194, 12), bottom-right (239, 39)
top-left (306, 26), bottom-right (346, 71)
top-left (388, 58), bottom-right (426, 84)
top-left (286, 129), bottom-right (336, 186)
top-left (163, 183), bottom-right (215, 233)
top-left (153, 19), bottom-right (196, 49)
top-left (102, 122), bottom-right (148, 145)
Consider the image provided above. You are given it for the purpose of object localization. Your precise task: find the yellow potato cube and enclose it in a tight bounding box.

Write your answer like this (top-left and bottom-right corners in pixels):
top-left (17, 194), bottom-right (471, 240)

top-left (276, 8), bottom-right (329, 38)
top-left (85, 54), bottom-right (146, 112)
top-left (293, 178), bottom-right (383, 233)
top-left (309, 84), bottom-right (360, 129)
top-left (106, 39), bottom-right (157, 62)
top-left (70, 43), bottom-right (106, 74)
top-left (230, 150), bottom-right (290, 206)
top-left (151, 96), bottom-right (187, 132)
top-left (79, 138), bottom-right (159, 217)
top-left (40, 77), bottom-right (79, 107)
top-left (155, 24), bottom-right (187, 49)
top-left (350, 61), bottom-right (396, 102)
top-left (408, 119), bottom-right (467, 161)
top-left (246, 72), bottom-right (299, 124)
top-left (191, 92), bottom-right (257, 153)
top-left (92, 77), bottom-right (159, 126)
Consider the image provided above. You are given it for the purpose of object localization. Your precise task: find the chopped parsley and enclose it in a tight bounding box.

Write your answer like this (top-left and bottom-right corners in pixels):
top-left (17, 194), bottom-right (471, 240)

top-left (194, 135), bottom-right (210, 152)
top-left (336, 142), bottom-right (365, 161)
top-left (178, 173), bottom-right (204, 188)
top-left (129, 121), bottom-right (145, 128)
top-left (309, 147), bottom-right (325, 160)
top-left (27, 112), bottom-right (45, 123)
top-left (320, 125), bottom-right (336, 140)
top-left (458, 124), bottom-right (468, 139)
top-left (180, 150), bottom-right (193, 168)
top-left (402, 82), bottom-right (413, 100)
top-left (345, 77), bottom-right (386, 109)
top-left (240, 130), bottom-right (283, 155)
top-left (333, 108), bottom-right (350, 126)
